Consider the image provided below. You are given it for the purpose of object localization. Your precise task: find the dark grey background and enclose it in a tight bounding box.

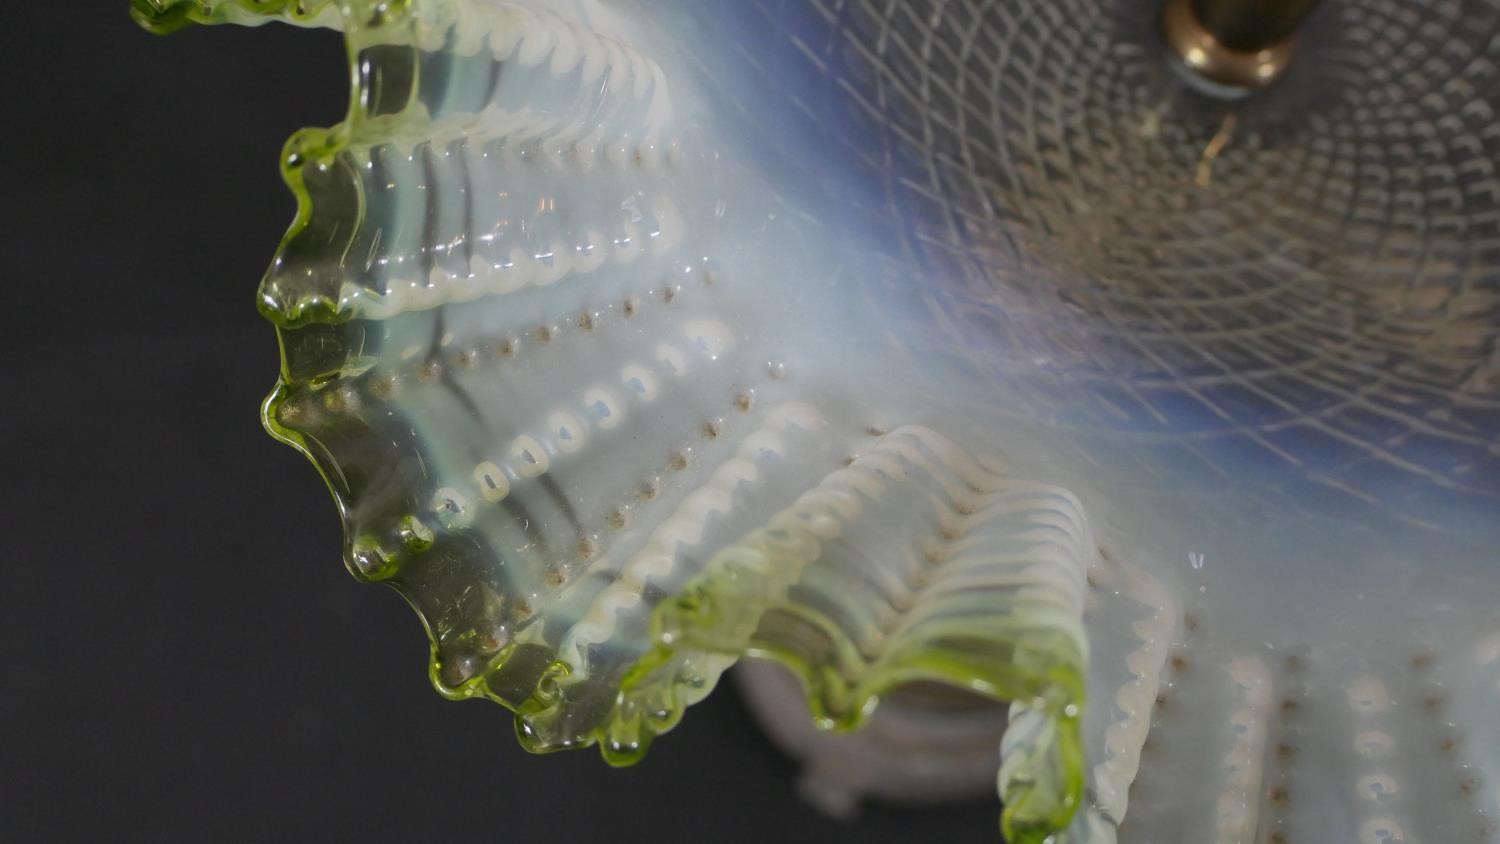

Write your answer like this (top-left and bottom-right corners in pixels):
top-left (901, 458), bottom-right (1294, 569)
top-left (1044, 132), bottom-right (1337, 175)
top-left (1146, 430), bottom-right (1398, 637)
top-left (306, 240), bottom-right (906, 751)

top-left (0, 7), bottom-right (994, 840)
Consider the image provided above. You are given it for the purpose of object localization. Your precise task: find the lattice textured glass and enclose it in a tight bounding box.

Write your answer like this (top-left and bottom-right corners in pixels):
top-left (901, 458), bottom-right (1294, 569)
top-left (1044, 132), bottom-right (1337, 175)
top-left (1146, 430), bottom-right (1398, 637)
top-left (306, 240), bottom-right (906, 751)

top-left (135, 1), bottom-right (1500, 841)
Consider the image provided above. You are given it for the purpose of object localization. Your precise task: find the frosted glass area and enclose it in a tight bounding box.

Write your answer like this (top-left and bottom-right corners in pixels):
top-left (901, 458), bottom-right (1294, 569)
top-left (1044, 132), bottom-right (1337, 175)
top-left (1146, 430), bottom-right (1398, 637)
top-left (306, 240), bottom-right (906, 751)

top-left (135, 1), bottom-right (1500, 841)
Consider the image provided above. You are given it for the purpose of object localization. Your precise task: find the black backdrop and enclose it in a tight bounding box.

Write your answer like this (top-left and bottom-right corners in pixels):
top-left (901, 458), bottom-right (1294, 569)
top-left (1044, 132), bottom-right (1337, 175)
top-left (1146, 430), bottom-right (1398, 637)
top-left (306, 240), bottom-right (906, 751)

top-left (0, 6), bottom-right (994, 841)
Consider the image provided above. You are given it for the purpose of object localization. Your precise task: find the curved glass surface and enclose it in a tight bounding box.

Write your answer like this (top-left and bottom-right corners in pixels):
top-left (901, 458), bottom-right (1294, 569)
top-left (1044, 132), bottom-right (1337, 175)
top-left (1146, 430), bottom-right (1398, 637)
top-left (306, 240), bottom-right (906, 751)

top-left (135, 1), bottom-right (1500, 841)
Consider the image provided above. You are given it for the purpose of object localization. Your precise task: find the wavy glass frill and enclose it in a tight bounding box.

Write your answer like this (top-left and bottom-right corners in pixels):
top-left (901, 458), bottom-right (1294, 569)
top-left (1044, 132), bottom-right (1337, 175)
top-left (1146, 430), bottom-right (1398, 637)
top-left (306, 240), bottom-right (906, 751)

top-left (618, 427), bottom-right (1091, 832)
top-left (140, 0), bottom-right (1500, 842)
top-left (132, 0), bottom-right (342, 32)
top-left (141, 1), bottom-right (1094, 840)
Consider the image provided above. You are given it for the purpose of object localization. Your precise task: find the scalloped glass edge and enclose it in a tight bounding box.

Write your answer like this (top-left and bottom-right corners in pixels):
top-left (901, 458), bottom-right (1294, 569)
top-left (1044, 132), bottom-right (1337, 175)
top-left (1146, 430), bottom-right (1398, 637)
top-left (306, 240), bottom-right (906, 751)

top-left (139, 3), bottom-right (1091, 840)
top-left (132, 0), bottom-right (346, 33)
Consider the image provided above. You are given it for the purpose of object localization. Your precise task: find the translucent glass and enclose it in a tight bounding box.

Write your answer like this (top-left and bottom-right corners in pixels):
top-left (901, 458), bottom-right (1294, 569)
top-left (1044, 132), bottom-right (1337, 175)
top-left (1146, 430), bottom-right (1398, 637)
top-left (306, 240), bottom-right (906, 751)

top-left (134, 1), bottom-right (1500, 841)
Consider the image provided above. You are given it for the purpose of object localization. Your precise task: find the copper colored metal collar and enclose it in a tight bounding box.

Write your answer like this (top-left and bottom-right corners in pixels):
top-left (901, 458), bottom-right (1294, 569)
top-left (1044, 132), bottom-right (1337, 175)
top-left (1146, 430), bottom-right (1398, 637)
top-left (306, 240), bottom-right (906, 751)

top-left (1164, 0), bottom-right (1303, 90)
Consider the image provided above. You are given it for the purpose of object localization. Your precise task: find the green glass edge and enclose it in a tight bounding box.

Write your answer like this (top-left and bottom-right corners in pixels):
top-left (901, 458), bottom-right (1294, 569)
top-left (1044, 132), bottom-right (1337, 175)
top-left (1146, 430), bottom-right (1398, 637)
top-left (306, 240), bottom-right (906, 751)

top-left (141, 5), bottom-right (1090, 841)
top-left (618, 554), bottom-right (1088, 843)
top-left (131, 0), bottom-right (340, 33)
top-left (153, 0), bottom-right (645, 762)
